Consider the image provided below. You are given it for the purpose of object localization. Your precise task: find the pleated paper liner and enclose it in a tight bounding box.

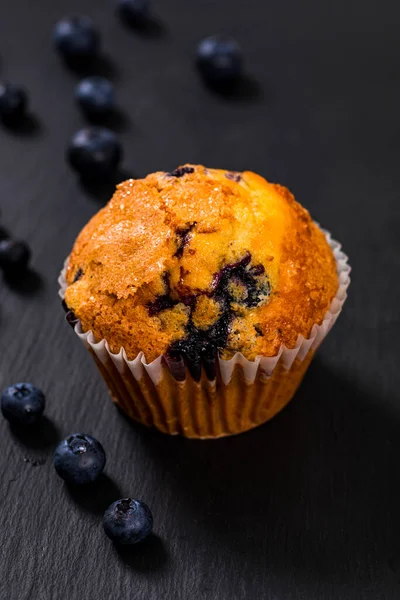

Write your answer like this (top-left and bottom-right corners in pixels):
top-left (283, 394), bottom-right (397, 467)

top-left (59, 228), bottom-right (350, 439)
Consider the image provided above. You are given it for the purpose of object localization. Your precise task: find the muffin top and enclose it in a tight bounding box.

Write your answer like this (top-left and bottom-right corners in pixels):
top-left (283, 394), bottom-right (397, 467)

top-left (64, 165), bottom-right (338, 365)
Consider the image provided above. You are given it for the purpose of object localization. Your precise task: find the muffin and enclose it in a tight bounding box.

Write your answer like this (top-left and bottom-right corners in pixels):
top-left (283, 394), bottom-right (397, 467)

top-left (60, 165), bottom-right (350, 438)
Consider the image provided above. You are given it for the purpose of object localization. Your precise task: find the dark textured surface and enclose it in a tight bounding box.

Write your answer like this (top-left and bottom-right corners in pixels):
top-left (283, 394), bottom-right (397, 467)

top-left (0, 1), bottom-right (399, 599)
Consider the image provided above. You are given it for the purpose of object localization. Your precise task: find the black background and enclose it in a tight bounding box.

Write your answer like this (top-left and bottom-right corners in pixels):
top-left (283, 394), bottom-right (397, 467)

top-left (0, 1), bottom-right (399, 599)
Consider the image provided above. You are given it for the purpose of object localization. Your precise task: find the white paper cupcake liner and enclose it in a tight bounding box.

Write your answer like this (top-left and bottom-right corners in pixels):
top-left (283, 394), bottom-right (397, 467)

top-left (58, 227), bottom-right (350, 437)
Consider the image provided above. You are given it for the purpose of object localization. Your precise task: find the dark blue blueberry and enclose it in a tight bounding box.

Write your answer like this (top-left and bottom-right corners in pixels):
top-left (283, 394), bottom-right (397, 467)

top-left (0, 240), bottom-right (31, 273)
top-left (53, 433), bottom-right (106, 485)
top-left (67, 127), bottom-right (122, 179)
top-left (196, 36), bottom-right (242, 86)
top-left (169, 166), bottom-right (195, 178)
top-left (1, 383), bottom-right (45, 426)
top-left (117, 0), bottom-right (150, 26)
top-left (0, 83), bottom-right (28, 122)
top-left (53, 16), bottom-right (100, 60)
top-left (103, 498), bottom-right (153, 545)
top-left (147, 294), bottom-right (176, 316)
top-left (76, 77), bottom-right (115, 119)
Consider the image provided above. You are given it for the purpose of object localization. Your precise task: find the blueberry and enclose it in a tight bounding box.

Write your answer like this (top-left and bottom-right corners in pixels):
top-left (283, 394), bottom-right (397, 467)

top-left (1, 383), bottom-right (45, 426)
top-left (169, 166), bottom-right (195, 178)
top-left (196, 35), bottom-right (242, 86)
top-left (54, 433), bottom-right (106, 485)
top-left (103, 498), bottom-right (153, 545)
top-left (117, 0), bottom-right (150, 26)
top-left (75, 77), bottom-right (115, 119)
top-left (67, 127), bottom-right (122, 179)
top-left (0, 83), bottom-right (28, 122)
top-left (53, 16), bottom-right (100, 60)
top-left (0, 240), bottom-right (31, 273)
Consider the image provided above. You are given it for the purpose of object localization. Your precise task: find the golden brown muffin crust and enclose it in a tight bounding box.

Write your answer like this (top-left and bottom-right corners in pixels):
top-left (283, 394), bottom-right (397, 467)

top-left (64, 165), bottom-right (338, 362)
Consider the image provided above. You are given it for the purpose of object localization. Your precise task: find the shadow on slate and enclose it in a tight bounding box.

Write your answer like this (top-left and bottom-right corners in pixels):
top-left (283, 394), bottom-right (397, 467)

top-left (3, 269), bottom-right (43, 295)
top-left (85, 107), bottom-right (131, 134)
top-left (65, 473), bottom-right (123, 516)
top-left (0, 226), bottom-right (10, 240)
top-left (10, 416), bottom-right (59, 451)
top-left (119, 15), bottom-right (167, 40)
top-left (115, 534), bottom-right (169, 572)
top-left (63, 54), bottom-right (120, 82)
top-left (10, 416), bottom-right (59, 467)
top-left (127, 358), bottom-right (400, 580)
top-left (79, 168), bottom-right (135, 203)
top-left (2, 114), bottom-right (43, 138)
top-left (202, 73), bottom-right (264, 105)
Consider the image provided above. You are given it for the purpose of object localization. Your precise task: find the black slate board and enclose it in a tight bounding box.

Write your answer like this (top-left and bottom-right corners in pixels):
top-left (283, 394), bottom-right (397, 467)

top-left (1, 1), bottom-right (400, 599)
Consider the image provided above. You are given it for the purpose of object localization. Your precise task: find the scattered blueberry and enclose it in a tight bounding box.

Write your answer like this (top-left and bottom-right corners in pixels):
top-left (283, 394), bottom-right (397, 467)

top-left (53, 16), bottom-right (100, 60)
top-left (0, 83), bottom-right (28, 122)
top-left (53, 433), bottom-right (106, 485)
top-left (117, 0), bottom-right (150, 26)
top-left (1, 383), bottom-right (45, 426)
top-left (75, 77), bottom-right (115, 119)
top-left (67, 127), bottom-right (122, 179)
top-left (0, 240), bottom-right (31, 273)
top-left (196, 35), bottom-right (242, 87)
top-left (103, 498), bottom-right (153, 545)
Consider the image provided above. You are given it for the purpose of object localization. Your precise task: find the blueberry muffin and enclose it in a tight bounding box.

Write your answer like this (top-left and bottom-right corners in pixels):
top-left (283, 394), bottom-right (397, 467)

top-left (62, 165), bottom-right (347, 437)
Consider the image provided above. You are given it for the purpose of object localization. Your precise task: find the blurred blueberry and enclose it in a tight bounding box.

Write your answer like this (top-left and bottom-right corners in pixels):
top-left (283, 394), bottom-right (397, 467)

top-left (117, 0), bottom-right (150, 26)
top-left (104, 498), bottom-right (153, 544)
top-left (76, 77), bottom-right (115, 119)
top-left (67, 127), bottom-right (122, 180)
top-left (54, 433), bottom-right (106, 485)
top-left (53, 16), bottom-right (100, 60)
top-left (0, 83), bottom-right (28, 122)
top-left (196, 35), bottom-right (242, 87)
top-left (1, 383), bottom-right (45, 426)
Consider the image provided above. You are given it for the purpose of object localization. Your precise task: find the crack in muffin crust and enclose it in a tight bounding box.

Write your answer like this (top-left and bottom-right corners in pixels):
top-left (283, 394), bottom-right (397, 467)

top-left (174, 222), bottom-right (197, 258)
